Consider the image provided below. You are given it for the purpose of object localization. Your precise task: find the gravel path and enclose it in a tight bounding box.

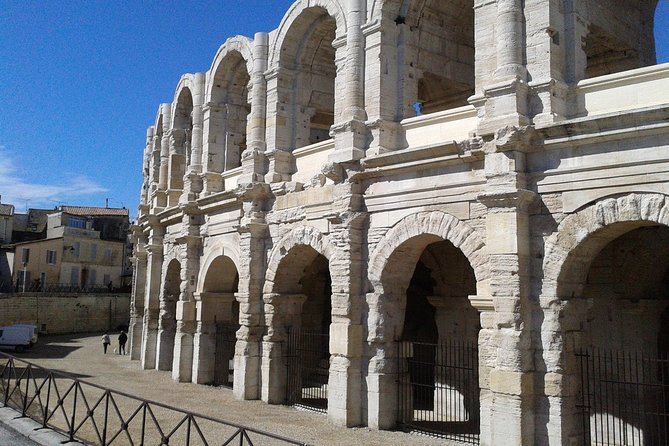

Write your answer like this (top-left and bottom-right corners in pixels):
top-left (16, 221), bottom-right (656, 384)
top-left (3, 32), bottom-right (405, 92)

top-left (9, 333), bottom-right (458, 446)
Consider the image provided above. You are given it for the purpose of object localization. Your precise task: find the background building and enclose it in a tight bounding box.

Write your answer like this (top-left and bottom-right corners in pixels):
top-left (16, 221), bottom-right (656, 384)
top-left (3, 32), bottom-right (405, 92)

top-left (130, 1), bottom-right (669, 445)
top-left (10, 206), bottom-right (130, 291)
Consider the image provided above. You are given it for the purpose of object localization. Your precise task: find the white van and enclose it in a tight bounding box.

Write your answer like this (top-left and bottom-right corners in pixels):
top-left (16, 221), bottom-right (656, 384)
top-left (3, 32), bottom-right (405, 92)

top-left (0, 325), bottom-right (38, 352)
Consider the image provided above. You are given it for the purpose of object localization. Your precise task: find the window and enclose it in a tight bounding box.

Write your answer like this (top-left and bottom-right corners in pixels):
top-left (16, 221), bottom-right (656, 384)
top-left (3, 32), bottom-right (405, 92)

top-left (21, 248), bottom-right (30, 265)
top-left (39, 272), bottom-right (46, 289)
top-left (73, 242), bottom-right (80, 258)
top-left (69, 217), bottom-right (86, 229)
top-left (70, 267), bottom-right (79, 286)
top-left (104, 248), bottom-right (113, 261)
top-left (91, 243), bottom-right (97, 260)
top-left (89, 269), bottom-right (97, 286)
top-left (103, 274), bottom-right (110, 286)
top-left (46, 250), bottom-right (57, 265)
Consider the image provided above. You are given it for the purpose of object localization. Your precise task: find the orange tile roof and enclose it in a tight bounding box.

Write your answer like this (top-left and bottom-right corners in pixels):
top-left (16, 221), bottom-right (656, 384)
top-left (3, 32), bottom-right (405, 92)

top-left (60, 206), bottom-right (129, 217)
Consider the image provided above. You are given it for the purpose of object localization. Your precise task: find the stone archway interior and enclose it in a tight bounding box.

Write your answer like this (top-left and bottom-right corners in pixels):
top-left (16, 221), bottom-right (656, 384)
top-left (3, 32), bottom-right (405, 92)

top-left (202, 255), bottom-right (240, 387)
top-left (398, 239), bottom-right (480, 434)
top-left (568, 225), bottom-right (669, 443)
top-left (402, 0), bottom-right (475, 116)
top-left (210, 52), bottom-right (250, 171)
top-left (281, 7), bottom-right (336, 148)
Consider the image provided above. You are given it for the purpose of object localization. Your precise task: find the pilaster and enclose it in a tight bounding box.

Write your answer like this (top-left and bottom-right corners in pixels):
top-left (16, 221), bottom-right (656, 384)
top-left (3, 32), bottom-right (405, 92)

top-left (171, 207), bottom-right (203, 383)
top-left (234, 183), bottom-right (271, 400)
top-left (141, 219), bottom-right (165, 370)
top-left (477, 126), bottom-right (538, 446)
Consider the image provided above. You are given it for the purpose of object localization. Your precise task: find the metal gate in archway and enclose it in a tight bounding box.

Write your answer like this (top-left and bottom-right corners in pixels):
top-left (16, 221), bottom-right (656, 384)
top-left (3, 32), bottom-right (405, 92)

top-left (577, 348), bottom-right (669, 445)
top-left (397, 339), bottom-right (480, 444)
top-left (286, 328), bottom-right (329, 412)
top-left (214, 322), bottom-right (238, 388)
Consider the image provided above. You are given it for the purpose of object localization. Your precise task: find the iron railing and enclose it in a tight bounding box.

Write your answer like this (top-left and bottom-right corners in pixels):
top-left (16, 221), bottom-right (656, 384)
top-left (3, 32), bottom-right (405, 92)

top-left (0, 352), bottom-right (309, 446)
top-left (285, 329), bottom-right (329, 413)
top-left (577, 348), bottom-right (669, 445)
top-left (396, 339), bottom-right (480, 444)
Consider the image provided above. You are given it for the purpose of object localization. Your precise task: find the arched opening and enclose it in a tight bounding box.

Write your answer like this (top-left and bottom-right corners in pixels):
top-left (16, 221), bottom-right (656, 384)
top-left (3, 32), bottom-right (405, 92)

top-left (157, 259), bottom-right (181, 371)
top-left (272, 245), bottom-right (332, 412)
top-left (580, 0), bottom-right (659, 79)
top-left (395, 0), bottom-right (475, 117)
top-left (559, 224), bottom-right (669, 444)
top-left (168, 88), bottom-right (193, 205)
top-left (209, 51), bottom-right (250, 171)
top-left (280, 7), bottom-right (337, 149)
top-left (198, 255), bottom-right (239, 387)
top-left (395, 239), bottom-right (480, 441)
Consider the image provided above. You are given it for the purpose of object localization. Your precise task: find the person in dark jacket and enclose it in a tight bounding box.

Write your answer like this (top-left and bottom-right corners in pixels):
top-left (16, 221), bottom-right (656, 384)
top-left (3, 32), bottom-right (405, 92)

top-left (118, 331), bottom-right (128, 355)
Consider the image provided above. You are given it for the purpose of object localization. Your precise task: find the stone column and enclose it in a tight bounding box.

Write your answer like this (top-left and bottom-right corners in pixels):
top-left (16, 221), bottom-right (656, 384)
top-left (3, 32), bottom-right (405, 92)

top-left (366, 290), bottom-right (403, 429)
top-left (129, 232), bottom-right (147, 360)
top-left (264, 66), bottom-right (296, 184)
top-left (329, 0), bottom-right (368, 164)
top-left (325, 192), bottom-right (366, 427)
top-left (470, 0), bottom-right (529, 136)
top-left (167, 129), bottom-right (187, 207)
top-left (182, 73), bottom-right (205, 203)
top-left (234, 183), bottom-right (271, 400)
top-left (172, 211), bottom-right (202, 383)
top-left (156, 103), bottom-right (171, 208)
top-left (476, 127), bottom-right (537, 446)
top-left (140, 127), bottom-right (153, 207)
top-left (239, 32), bottom-right (269, 185)
top-left (261, 293), bottom-right (307, 404)
top-left (140, 220), bottom-right (164, 370)
top-left (363, 16), bottom-right (405, 156)
top-left (201, 103), bottom-right (225, 195)
top-left (192, 292), bottom-right (237, 384)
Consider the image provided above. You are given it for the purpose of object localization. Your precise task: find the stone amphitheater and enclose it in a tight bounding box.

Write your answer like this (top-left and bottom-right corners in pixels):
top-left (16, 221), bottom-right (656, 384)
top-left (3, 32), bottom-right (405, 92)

top-left (129, 1), bottom-right (669, 444)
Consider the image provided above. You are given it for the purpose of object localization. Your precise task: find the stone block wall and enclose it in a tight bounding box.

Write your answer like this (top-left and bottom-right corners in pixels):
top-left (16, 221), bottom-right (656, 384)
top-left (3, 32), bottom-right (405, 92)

top-left (0, 294), bottom-right (130, 334)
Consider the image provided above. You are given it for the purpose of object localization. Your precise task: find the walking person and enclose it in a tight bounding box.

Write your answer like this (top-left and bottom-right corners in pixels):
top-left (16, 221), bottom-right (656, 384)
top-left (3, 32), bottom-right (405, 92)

top-left (118, 331), bottom-right (128, 355)
top-left (102, 333), bottom-right (111, 354)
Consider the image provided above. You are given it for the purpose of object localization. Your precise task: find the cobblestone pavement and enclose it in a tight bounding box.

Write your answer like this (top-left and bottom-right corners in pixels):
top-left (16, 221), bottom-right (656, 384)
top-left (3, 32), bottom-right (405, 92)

top-left (11, 333), bottom-right (457, 446)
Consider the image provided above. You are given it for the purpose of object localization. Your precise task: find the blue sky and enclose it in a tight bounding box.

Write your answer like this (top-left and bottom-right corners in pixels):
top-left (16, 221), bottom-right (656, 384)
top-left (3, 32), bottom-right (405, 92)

top-left (1, 1), bottom-right (668, 221)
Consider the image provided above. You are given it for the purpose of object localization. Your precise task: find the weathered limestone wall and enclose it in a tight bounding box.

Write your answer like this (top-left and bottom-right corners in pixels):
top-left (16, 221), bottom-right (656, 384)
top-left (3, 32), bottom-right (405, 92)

top-left (0, 294), bottom-right (130, 334)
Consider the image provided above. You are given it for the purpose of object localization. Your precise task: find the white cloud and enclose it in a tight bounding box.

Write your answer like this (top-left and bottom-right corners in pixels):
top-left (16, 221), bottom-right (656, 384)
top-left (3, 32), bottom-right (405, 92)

top-left (0, 146), bottom-right (108, 210)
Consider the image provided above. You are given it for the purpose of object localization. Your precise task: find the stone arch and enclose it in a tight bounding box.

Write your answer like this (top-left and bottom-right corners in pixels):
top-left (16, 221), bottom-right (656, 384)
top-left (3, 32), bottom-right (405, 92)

top-left (205, 39), bottom-right (253, 172)
top-left (269, 0), bottom-right (347, 68)
top-left (542, 193), bottom-right (669, 299)
top-left (206, 37), bottom-right (254, 103)
top-left (368, 210), bottom-right (488, 296)
top-left (539, 192), bottom-right (669, 445)
top-left (197, 243), bottom-right (241, 294)
top-left (264, 225), bottom-right (337, 295)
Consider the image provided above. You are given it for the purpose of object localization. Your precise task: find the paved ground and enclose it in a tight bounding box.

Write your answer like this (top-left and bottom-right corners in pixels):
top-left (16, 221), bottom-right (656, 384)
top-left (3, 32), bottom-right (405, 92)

top-left (0, 420), bottom-right (40, 445)
top-left (4, 333), bottom-right (457, 446)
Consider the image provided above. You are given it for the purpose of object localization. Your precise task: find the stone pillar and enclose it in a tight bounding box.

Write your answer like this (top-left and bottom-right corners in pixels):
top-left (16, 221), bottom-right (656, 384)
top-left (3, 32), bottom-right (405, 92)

top-left (192, 292), bottom-right (237, 384)
top-left (140, 221), bottom-right (164, 370)
top-left (182, 73), bottom-right (205, 203)
top-left (329, 0), bottom-right (368, 164)
top-left (363, 16), bottom-right (405, 156)
top-left (157, 103), bottom-right (171, 208)
top-left (238, 32), bottom-right (269, 185)
top-left (261, 293), bottom-right (306, 404)
top-left (201, 103), bottom-right (225, 195)
top-left (129, 236), bottom-right (147, 360)
top-left (234, 184), bottom-right (271, 400)
top-left (172, 212), bottom-right (202, 382)
top-left (325, 193), bottom-right (366, 427)
top-left (366, 290), bottom-right (403, 430)
top-left (471, 0), bottom-right (529, 136)
top-left (264, 66), bottom-right (296, 183)
top-left (476, 127), bottom-right (537, 446)
top-left (167, 129), bottom-right (187, 207)
top-left (140, 127), bottom-right (153, 206)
